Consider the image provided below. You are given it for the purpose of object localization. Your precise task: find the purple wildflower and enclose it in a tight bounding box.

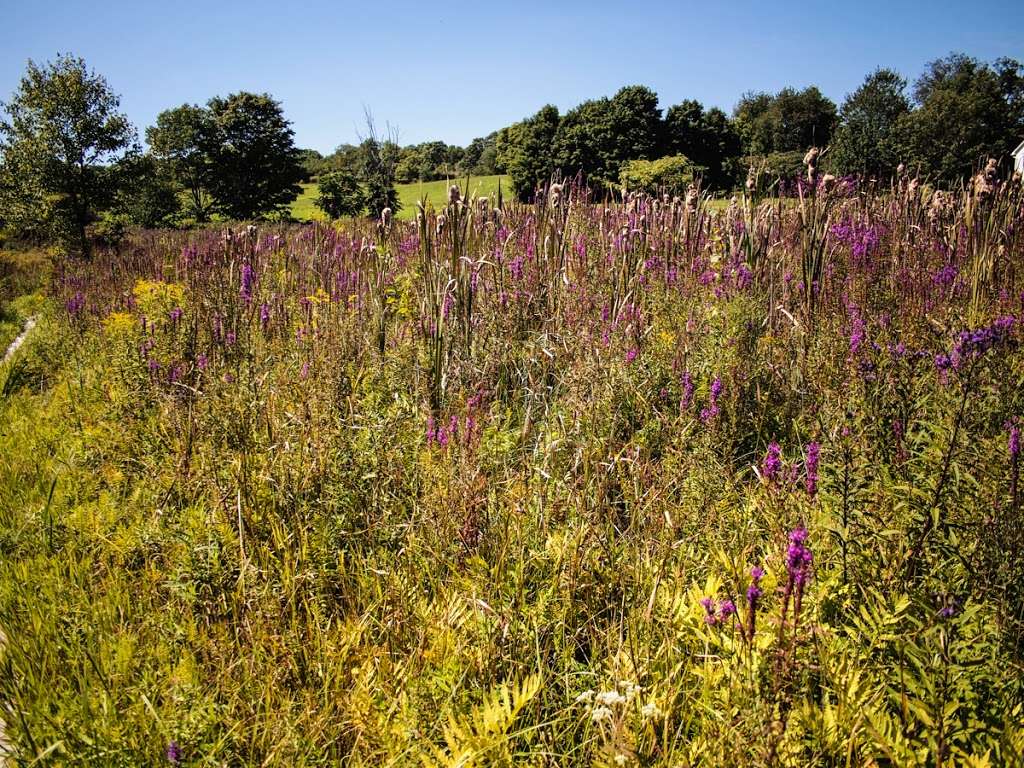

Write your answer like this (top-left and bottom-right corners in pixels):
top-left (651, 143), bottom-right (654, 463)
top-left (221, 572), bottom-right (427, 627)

top-left (786, 527), bottom-right (813, 588)
top-left (762, 442), bottom-right (782, 483)
top-left (240, 262), bottom-right (255, 303)
top-left (718, 599), bottom-right (736, 619)
top-left (699, 596), bottom-right (718, 625)
top-left (805, 442), bottom-right (820, 497)
top-left (681, 371), bottom-right (694, 411)
top-left (166, 740), bottom-right (182, 765)
top-left (1010, 423), bottom-right (1021, 460)
top-left (700, 376), bottom-right (722, 424)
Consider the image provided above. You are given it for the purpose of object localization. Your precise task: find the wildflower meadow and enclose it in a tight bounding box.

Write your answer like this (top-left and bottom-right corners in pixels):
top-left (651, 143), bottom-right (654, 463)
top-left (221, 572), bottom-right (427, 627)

top-left (1, 164), bottom-right (1023, 765)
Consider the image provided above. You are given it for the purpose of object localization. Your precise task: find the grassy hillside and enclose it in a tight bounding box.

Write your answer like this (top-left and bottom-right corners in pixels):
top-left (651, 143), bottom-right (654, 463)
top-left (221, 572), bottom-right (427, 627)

top-left (291, 174), bottom-right (510, 221)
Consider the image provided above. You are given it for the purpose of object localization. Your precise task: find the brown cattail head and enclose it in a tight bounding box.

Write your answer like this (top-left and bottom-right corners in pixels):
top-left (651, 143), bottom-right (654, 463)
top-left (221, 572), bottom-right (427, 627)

top-left (381, 207), bottom-right (392, 227)
top-left (448, 184), bottom-right (461, 205)
top-left (745, 166), bottom-right (757, 194)
top-left (685, 184), bottom-right (698, 213)
top-left (549, 183), bottom-right (564, 207)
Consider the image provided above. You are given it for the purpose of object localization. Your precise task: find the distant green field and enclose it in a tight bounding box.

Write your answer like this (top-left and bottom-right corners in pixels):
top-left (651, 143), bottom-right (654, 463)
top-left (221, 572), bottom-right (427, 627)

top-left (291, 175), bottom-right (511, 222)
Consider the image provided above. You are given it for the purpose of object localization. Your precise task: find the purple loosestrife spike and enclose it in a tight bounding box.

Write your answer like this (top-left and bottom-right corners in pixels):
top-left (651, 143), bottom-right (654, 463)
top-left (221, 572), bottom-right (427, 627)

top-left (240, 262), bottom-right (254, 303)
top-left (762, 442), bottom-right (782, 483)
top-left (1010, 424), bottom-right (1020, 460)
top-left (700, 376), bottom-right (722, 424)
top-left (166, 740), bottom-right (182, 765)
top-left (718, 599), bottom-right (736, 619)
top-left (681, 371), bottom-right (694, 411)
top-left (786, 527), bottom-right (813, 588)
top-left (699, 597), bottom-right (718, 625)
top-left (805, 442), bottom-right (820, 497)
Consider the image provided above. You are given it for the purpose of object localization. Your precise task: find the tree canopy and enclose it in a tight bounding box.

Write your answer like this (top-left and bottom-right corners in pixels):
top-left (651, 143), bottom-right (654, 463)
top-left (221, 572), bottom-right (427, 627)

top-left (830, 69), bottom-right (911, 179)
top-left (0, 54), bottom-right (137, 253)
top-left (202, 92), bottom-right (304, 220)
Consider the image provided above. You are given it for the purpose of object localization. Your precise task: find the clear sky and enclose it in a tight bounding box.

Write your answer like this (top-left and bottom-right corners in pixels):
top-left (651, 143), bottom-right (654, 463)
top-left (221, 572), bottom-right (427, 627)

top-left (2, 0), bottom-right (1021, 154)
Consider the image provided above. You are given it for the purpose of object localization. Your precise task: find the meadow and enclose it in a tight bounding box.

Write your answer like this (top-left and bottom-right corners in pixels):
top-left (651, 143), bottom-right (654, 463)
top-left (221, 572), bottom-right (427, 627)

top-left (290, 175), bottom-right (511, 221)
top-left (1, 173), bottom-right (1024, 766)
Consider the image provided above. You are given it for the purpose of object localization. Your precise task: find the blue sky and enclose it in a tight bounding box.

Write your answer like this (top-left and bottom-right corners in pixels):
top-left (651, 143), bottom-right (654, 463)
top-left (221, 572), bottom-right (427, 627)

top-left (2, 0), bottom-right (1021, 154)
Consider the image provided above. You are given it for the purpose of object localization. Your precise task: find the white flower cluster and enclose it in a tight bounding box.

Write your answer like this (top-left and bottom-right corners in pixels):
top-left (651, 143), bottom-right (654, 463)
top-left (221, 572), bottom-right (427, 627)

top-left (573, 680), bottom-right (650, 724)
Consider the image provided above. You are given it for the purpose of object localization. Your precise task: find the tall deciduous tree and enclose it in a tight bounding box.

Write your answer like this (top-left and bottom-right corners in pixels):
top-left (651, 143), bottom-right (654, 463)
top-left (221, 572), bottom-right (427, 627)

top-left (664, 100), bottom-right (742, 190)
top-left (904, 54), bottom-right (1024, 182)
top-left (0, 54), bottom-right (137, 254)
top-left (146, 104), bottom-right (215, 221)
top-left (496, 105), bottom-right (560, 201)
top-left (203, 92), bottom-right (304, 220)
top-left (358, 113), bottom-right (401, 217)
top-left (734, 87), bottom-right (837, 155)
top-left (831, 69), bottom-right (910, 179)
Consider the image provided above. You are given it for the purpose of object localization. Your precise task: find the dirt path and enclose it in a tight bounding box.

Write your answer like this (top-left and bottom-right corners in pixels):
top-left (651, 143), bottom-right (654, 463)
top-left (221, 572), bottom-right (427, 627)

top-left (2, 315), bottom-right (37, 365)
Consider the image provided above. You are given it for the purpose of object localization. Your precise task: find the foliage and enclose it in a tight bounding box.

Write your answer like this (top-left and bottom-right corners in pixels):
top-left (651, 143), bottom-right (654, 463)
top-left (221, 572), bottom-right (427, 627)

top-left (831, 68), bottom-right (911, 179)
top-left (903, 54), bottom-right (1024, 182)
top-left (495, 104), bottom-right (560, 201)
top-left (2, 174), bottom-right (1024, 764)
top-left (314, 168), bottom-right (366, 219)
top-left (110, 153), bottom-right (181, 228)
top-left (663, 100), bottom-right (742, 190)
top-left (619, 154), bottom-right (702, 195)
top-left (734, 86), bottom-right (838, 156)
top-left (146, 104), bottom-right (215, 222)
top-left (0, 54), bottom-right (137, 254)
top-left (359, 115), bottom-right (401, 217)
top-left (203, 92), bottom-right (304, 220)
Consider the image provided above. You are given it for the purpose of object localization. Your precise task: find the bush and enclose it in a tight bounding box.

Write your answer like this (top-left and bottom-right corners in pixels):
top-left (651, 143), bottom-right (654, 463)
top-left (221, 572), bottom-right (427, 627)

top-left (315, 170), bottom-right (366, 219)
top-left (619, 155), bottom-right (704, 195)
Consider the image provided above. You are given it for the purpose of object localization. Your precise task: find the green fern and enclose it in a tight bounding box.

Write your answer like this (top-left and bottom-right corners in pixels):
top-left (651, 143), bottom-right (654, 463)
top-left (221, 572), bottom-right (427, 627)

top-left (421, 674), bottom-right (542, 768)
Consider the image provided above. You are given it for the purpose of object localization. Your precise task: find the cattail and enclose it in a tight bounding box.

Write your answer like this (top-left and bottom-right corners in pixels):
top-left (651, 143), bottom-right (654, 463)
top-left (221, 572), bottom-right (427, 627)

top-left (684, 184), bottom-right (698, 214)
top-left (745, 165), bottom-right (757, 194)
top-left (381, 207), bottom-right (392, 227)
top-left (803, 147), bottom-right (821, 184)
top-left (549, 183), bottom-right (564, 207)
top-left (448, 184), bottom-right (461, 205)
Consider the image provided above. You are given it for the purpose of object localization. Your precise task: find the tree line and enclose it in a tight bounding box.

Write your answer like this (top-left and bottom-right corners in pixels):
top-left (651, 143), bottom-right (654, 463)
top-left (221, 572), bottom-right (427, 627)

top-left (1, 52), bottom-right (1022, 255)
top-left (496, 55), bottom-right (1024, 200)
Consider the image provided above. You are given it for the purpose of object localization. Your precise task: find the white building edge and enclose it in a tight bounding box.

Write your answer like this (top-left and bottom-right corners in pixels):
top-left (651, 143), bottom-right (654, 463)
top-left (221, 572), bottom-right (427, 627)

top-left (1014, 138), bottom-right (1024, 175)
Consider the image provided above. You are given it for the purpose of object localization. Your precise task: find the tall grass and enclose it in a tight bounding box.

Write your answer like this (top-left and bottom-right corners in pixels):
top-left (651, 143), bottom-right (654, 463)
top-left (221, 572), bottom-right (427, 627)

top-left (1, 173), bottom-right (1023, 765)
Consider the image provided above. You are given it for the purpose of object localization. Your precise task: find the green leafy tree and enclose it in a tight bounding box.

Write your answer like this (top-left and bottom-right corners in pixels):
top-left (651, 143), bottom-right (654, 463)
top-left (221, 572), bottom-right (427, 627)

top-left (460, 134), bottom-right (498, 175)
top-left (0, 54), bottom-right (137, 254)
top-left (551, 85), bottom-right (662, 188)
top-left (734, 87), bottom-right (837, 155)
top-left (396, 146), bottom-right (422, 184)
top-left (496, 105), bottom-right (560, 200)
top-left (145, 104), bottom-right (215, 221)
top-left (904, 54), bottom-right (1024, 182)
top-left (664, 100), bottom-right (742, 190)
top-left (203, 92), bottom-right (304, 220)
top-left (607, 85), bottom-right (662, 166)
top-left (359, 114), bottom-right (401, 217)
top-left (297, 148), bottom-right (327, 181)
top-left (831, 69), bottom-right (911, 179)
top-left (315, 169), bottom-right (365, 219)
top-left (113, 153), bottom-right (181, 228)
